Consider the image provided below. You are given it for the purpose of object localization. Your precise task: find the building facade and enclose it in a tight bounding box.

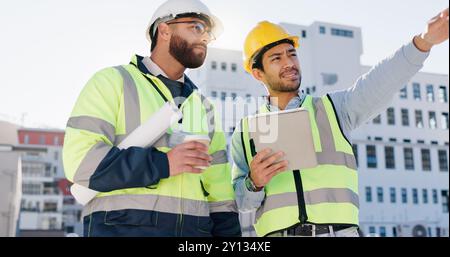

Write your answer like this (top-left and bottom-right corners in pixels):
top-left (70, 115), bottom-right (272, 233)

top-left (17, 128), bottom-right (83, 236)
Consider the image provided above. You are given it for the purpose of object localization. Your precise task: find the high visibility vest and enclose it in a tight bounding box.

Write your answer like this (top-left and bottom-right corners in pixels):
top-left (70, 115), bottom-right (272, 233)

top-left (63, 55), bottom-right (236, 218)
top-left (240, 95), bottom-right (359, 237)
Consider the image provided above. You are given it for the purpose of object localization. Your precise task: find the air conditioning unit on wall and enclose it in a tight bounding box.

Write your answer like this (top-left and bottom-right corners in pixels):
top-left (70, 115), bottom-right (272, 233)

top-left (397, 223), bottom-right (428, 237)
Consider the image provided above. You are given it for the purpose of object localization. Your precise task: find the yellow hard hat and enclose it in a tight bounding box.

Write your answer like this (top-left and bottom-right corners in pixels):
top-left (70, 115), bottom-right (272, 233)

top-left (243, 21), bottom-right (299, 73)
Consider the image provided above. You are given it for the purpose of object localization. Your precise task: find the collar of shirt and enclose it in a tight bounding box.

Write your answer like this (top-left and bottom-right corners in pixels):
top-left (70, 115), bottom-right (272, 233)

top-left (266, 90), bottom-right (307, 112)
top-left (143, 56), bottom-right (185, 83)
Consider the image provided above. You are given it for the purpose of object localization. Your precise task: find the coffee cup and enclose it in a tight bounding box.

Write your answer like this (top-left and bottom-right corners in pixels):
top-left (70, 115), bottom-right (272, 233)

top-left (183, 134), bottom-right (211, 170)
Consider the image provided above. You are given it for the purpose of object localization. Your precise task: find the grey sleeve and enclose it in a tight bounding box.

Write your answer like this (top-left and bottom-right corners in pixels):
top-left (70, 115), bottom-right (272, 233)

top-left (231, 126), bottom-right (265, 212)
top-left (329, 41), bottom-right (430, 138)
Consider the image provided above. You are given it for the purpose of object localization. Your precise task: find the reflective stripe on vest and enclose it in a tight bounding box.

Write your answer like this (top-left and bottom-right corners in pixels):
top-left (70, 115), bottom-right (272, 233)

top-left (82, 194), bottom-right (238, 217)
top-left (241, 95), bottom-right (358, 236)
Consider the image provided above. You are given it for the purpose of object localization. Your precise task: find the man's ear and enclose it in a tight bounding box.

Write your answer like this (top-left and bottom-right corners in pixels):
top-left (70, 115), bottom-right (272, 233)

top-left (157, 23), bottom-right (172, 42)
top-left (251, 68), bottom-right (265, 83)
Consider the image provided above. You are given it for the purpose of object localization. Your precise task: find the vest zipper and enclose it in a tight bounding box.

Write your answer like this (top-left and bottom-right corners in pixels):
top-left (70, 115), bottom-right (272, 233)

top-left (178, 174), bottom-right (184, 236)
top-left (293, 170), bottom-right (308, 224)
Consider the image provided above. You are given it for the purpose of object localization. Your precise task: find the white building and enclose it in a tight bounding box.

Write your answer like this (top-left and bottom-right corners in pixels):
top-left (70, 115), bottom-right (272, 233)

top-left (17, 128), bottom-right (82, 236)
top-left (0, 121), bottom-right (22, 237)
top-left (188, 20), bottom-right (449, 237)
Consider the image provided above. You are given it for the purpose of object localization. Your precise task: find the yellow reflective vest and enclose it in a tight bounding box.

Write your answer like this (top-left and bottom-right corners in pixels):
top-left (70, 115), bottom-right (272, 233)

top-left (239, 95), bottom-right (359, 237)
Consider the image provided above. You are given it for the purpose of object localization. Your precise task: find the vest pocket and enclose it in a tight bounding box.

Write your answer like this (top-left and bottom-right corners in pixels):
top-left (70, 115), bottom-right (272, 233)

top-left (103, 209), bottom-right (158, 227)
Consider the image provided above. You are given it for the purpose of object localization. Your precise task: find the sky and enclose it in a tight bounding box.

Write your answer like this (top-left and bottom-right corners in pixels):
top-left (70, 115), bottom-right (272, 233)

top-left (0, 0), bottom-right (448, 129)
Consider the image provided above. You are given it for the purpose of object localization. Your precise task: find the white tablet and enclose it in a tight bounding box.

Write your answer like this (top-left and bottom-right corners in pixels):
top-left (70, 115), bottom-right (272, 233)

top-left (247, 108), bottom-right (318, 170)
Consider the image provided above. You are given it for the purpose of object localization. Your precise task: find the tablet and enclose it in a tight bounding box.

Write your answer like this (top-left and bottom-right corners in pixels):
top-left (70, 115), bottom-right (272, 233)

top-left (247, 108), bottom-right (318, 170)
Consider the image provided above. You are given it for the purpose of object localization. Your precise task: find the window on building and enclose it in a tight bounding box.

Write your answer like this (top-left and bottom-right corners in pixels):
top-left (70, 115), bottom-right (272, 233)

top-left (390, 187), bottom-right (396, 203)
top-left (302, 30), bottom-right (307, 38)
top-left (438, 150), bottom-right (448, 172)
top-left (22, 183), bottom-right (42, 195)
top-left (66, 226), bottom-right (74, 234)
top-left (369, 226), bottom-right (376, 235)
top-left (211, 91), bottom-right (217, 98)
top-left (211, 61), bottom-right (217, 70)
top-left (373, 115), bottom-right (381, 124)
top-left (436, 227), bottom-right (442, 237)
top-left (43, 202), bottom-right (58, 212)
top-left (321, 73), bottom-right (338, 86)
top-left (433, 189), bottom-right (439, 204)
top-left (220, 92), bottom-right (226, 101)
top-left (421, 149), bottom-right (431, 171)
top-left (24, 134), bottom-right (30, 144)
top-left (365, 187), bottom-right (372, 202)
top-left (366, 145), bottom-right (377, 168)
top-left (379, 227), bottom-right (386, 237)
top-left (393, 227), bottom-right (398, 237)
top-left (231, 93), bottom-right (237, 101)
top-left (442, 112), bottom-right (449, 130)
top-left (413, 188), bottom-right (419, 204)
top-left (245, 94), bottom-right (252, 103)
top-left (423, 189), bottom-right (429, 204)
top-left (426, 84), bottom-right (435, 102)
top-left (389, 138), bottom-right (397, 142)
top-left (438, 86), bottom-right (447, 103)
top-left (401, 109), bottom-right (409, 126)
top-left (375, 137), bottom-right (383, 141)
top-left (415, 110), bottom-right (424, 128)
top-left (404, 148), bottom-right (414, 170)
top-left (54, 151), bottom-right (58, 161)
top-left (39, 135), bottom-right (45, 145)
top-left (385, 146), bottom-right (395, 169)
top-left (231, 63), bottom-right (237, 72)
top-left (331, 28), bottom-right (354, 38)
top-left (399, 86), bottom-right (407, 99)
top-left (417, 140), bottom-right (425, 144)
top-left (413, 83), bottom-right (421, 101)
top-left (352, 144), bottom-right (358, 167)
top-left (429, 111), bottom-right (437, 129)
top-left (442, 190), bottom-right (449, 213)
top-left (387, 108), bottom-right (395, 125)
top-left (377, 187), bottom-right (384, 203)
top-left (53, 136), bottom-right (59, 146)
top-left (221, 62), bottom-right (227, 71)
top-left (401, 188), bottom-right (408, 203)
top-left (319, 26), bottom-right (326, 34)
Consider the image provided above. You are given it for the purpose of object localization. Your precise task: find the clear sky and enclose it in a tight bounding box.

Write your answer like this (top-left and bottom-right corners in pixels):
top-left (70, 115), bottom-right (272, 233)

top-left (0, 0), bottom-right (448, 129)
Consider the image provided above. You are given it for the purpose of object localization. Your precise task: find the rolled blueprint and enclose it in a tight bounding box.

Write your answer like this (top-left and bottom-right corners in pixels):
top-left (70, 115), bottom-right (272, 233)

top-left (70, 102), bottom-right (183, 205)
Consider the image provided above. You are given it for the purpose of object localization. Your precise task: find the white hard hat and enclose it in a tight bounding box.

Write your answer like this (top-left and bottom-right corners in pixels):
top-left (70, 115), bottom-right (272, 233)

top-left (145, 0), bottom-right (224, 43)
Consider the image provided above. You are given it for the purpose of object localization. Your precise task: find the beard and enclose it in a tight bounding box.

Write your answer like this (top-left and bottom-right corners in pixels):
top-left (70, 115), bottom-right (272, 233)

top-left (169, 34), bottom-right (207, 69)
top-left (267, 68), bottom-right (302, 93)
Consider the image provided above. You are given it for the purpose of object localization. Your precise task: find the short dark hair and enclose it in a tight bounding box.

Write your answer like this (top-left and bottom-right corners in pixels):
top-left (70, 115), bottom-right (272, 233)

top-left (150, 27), bottom-right (159, 52)
top-left (150, 13), bottom-right (212, 52)
top-left (251, 38), bottom-right (295, 72)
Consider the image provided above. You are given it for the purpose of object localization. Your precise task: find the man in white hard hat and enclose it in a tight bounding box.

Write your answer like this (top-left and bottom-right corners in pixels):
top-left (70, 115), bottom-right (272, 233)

top-left (63, 0), bottom-right (241, 237)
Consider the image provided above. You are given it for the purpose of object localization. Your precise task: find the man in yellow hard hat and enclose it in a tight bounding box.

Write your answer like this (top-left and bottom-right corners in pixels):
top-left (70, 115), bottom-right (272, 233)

top-left (231, 9), bottom-right (449, 237)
